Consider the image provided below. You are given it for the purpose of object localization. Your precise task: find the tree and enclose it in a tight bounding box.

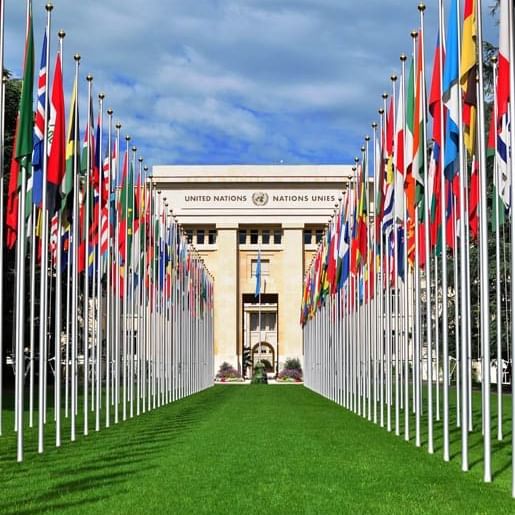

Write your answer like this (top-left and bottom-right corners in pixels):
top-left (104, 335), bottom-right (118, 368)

top-left (3, 70), bottom-right (21, 176)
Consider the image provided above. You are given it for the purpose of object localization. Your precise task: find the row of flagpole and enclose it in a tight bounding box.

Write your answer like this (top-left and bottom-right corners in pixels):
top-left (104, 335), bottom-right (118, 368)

top-left (302, 0), bottom-right (515, 497)
top-left (1, 1), bottom-right (215, 462)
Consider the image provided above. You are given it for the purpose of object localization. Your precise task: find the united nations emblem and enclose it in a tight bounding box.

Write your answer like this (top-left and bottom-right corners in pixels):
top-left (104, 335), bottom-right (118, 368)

top-left (252, 192), bottom-right (269, 207)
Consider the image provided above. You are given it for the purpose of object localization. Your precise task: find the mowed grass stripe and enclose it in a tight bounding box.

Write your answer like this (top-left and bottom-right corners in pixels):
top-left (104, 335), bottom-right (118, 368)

top-left (0, 385), bottom-right (513, 514)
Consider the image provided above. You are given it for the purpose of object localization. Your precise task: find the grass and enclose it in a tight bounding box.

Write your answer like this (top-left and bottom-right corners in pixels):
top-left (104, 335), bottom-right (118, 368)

top-left (0, 384), bottom-right (513, 514)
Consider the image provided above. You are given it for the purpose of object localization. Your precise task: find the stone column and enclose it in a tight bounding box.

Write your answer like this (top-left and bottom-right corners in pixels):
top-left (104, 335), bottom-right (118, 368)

top-left (211, 224), bottom-right (239, 375)
top-left (277, 223), bottom-right (304, 369)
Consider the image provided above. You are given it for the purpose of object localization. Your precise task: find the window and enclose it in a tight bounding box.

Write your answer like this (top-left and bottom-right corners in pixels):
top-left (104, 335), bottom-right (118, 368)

top-left (208, 229), bottom-right (217, 245)
top-left (262, 229), bottom-right (270, 245)
top-left (303, 230), bottom-right (312, 245)
top-left (196, 229), bottom-right (205, 245)
top-left (251, 259), bottom-right (269, 277)
top-left (315, 229), bottom-right (323, 244)
top-left (239, 230), bottom-right (247, 245)
top-left (250, 229), bottom-right (259, 245)
top-left (250, 312), bottom-right (276, 332)
top-left (273, 229), bottom-right (282, 245)
top-left (185, 230), bottom-right (193, 244)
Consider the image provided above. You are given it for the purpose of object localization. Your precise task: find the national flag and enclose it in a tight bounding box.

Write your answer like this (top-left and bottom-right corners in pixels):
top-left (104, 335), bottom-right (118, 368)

top-left (32, 29), bottom-right (47, 209)
top-left (460, 0), bottom-right (477, 157)
top-left (443, 0), bottom-right (460, 180)
top-left (62, 77), bottom-right (79, 224)
top-left (47, 51), bottom-right (65, 216)
top-left (6, 2), bottom-right (35, 248)
top-left (494, 0), bottom-right (510, 210)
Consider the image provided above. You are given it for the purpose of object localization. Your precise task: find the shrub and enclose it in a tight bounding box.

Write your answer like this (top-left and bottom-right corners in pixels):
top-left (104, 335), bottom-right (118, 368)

top-left (277, 357), bottom-right (303, 382)
top-left (216, 362), bottom-right (241, 380)
top-left (283, 358), bottom-right (302, 372)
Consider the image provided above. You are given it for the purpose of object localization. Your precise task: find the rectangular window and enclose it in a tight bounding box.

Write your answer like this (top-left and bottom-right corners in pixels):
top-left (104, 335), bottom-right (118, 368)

top-left (185, 230), bottom-right (193, 244)
top-left (273, 230), bottom-right (282, 245)
top-left (315, 229), bottom-right (323, 244)
top-left (262, 229), bottom-right (270, 245)
top-left (303, 230), bottom-right (312, 245)
top-left (208, 229), bottom-right (217, 245)
top-left (251, 259), bottom-right (269, 277)
top-left (250, 229), bottom-right (259, 245)
top-left (239, 230), bottom-right (247, 245)
top-left (196, 229), bottom-right (205, 245)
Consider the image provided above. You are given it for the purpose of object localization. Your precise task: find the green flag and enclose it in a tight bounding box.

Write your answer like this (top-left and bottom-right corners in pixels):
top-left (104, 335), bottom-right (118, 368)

top-left (15, 3), bottom-right (35, 219)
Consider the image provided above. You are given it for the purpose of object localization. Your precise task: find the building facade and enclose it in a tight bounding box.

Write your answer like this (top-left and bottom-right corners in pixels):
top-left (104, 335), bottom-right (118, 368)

top-left (152, 165), bottom-right (353, 377)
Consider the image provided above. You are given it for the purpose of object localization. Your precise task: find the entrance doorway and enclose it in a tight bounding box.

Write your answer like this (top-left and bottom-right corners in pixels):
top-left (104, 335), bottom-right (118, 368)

top-left (242, 293), bottom-right (278, 377)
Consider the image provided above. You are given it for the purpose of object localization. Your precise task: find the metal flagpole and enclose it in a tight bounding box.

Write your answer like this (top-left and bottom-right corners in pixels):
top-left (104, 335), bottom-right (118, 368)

top-left (438, 0), bottom-right (450, 462)
top-left (452, 0), bottom-right (470, 471)
top-left (491, 55), bottom-right (503, 442)
top-left (96, 92), bottom-right (104, 431)
top-left (114, 122), bottom-right (121, 424)
top-left (105, 108), bottom-right (113, 428)
top-left (391, 73), bottom-right (400, 437)
top-left (508, 0), bottom-right (515, 497)
top-left (400, 51), bottom-right (410, 442)
top-left (83, 74), bottom-right (93, 436)
top-left (418, 3), bottom-right (434, 455)
top-left (475, 0), bottom-right (491, 482)
top-left (122, 135), bottom-right (130, 421)
top-left (55, 28), bottom-right (65, 447)
top-left (29, 207), bottom-right (36, 429)
top-left (372, 121), bottom-right (379, 425)
top-left (38, 3), bottom-right (52, 452)
top-left (0, 0), bottom-right (5, 438)
top-left (70, 54), bottom-right (81, 441)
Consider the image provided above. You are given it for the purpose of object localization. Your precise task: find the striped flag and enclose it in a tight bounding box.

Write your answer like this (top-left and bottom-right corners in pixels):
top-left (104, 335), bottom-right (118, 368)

top-left (460, 0), bottom-right (477, 157)
top-left (443, 0), bottom-right (460, 180)
top-left (32, 29), bottom-right (47, 209)
top-left (495, 0), bottom-right (510, 210)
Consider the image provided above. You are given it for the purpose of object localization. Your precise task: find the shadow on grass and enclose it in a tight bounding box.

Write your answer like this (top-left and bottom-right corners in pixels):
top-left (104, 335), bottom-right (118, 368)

top-left (0, 386), bottom-right (230, 513)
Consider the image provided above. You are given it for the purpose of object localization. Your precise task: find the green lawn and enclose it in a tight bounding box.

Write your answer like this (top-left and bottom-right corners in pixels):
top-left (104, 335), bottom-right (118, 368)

top-left (0, 385), bottom-right (513, 514)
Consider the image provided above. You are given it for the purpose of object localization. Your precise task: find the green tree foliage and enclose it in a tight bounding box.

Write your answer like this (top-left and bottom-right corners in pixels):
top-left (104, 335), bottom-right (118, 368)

top-left (3, 70), bottom-right (21, 176)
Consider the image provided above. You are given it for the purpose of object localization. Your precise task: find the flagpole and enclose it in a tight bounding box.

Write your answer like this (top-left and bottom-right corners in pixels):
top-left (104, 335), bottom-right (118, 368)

top-left (35, 1), bottom-right (52, 453)
top-left (372, 120), bottom-right (379, 425)
top-left (15, 0), bottom-right (35, 461)
top-left (491, 55), bottom-right (503, 443)
top-left (390, 73), bottom-right (400, 436)
top-left (105, 107), bottom-right (114, 427)
top-left (114, 121), bottom-right (121, 424)
top-left (70, 53), bottom-right (81, 441)
top-left (474, 0), bottom-right (491, 482)
top-left (437, 0), bottom-right (450, 462)
top-left (95, 92), bottom-right (105, 431)
top-left (54, 28), bottom-right (65, 447)
top-left (0, 0), bottom-right (5, 438)
top-left (508, 0), bottom-right (515, 497)
top-left (418, 3), bottom-right (434, 455)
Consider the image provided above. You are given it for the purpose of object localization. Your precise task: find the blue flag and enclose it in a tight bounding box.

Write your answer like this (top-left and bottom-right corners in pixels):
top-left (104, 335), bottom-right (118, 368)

top-left (255, 249), bottom-right (261, 298)
top-left (32, 30), bottom-right (47, 207)
top-left (442, 0), bottom-right (459, 180)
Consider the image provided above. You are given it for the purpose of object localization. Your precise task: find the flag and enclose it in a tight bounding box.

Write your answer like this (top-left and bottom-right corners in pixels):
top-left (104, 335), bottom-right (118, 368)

top-left (255, 249), bottom-right (262, 298)
top-left (443, 0), bottom-right (460, 180)
top-left (32, 29), bottom-right (47, 209)
top-left (47, 52), bottom-right (65, 216)
top-left (460, 0), bottom-right (477, 157)
top-left (6, 2), bottom-right (35, 248)
top-left (494, 0), bottom-right (510, 210)
top-left (394, 80), bottom-right (405, 223)
top-left (62, 77), bottom-right (79, 222)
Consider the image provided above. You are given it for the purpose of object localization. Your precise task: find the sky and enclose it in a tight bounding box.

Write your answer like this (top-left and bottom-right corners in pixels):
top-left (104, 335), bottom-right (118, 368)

top-left (3, 1), bottom-right (499, 169)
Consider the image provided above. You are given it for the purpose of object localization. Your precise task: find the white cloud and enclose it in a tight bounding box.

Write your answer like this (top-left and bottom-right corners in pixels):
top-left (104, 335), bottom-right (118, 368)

top-left (3, 0), bottom-right (500, 167)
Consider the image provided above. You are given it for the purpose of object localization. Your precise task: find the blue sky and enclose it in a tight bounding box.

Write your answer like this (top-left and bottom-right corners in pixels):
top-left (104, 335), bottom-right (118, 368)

top-left (4, 1), bottom-right (498, 168)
